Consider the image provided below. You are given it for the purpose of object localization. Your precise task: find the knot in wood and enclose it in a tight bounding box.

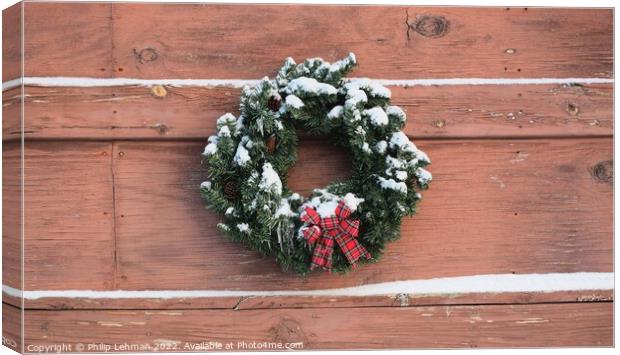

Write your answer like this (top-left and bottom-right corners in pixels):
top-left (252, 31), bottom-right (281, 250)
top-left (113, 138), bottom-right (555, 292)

top-left (432, 119), bottom-right (446, 128)
top-left (269, 317), bottom-right (307, 344)
top-left (590, 160), bottom-right (613, 184)
top-left (134, 47), bottom-right (159, 64)
top-left (150, 123), bottom-right (169, 135)
top-left (412, 15), bottom-right (449, 38)
top-left (566, 102), bottom-right (580, 116)
top-left (151, 85), bottom-right (167, 98)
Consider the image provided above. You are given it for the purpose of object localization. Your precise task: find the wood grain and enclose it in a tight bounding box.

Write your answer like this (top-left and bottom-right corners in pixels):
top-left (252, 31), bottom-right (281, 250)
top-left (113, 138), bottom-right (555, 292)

top-left (22, 302), bottom-right (613, 349)
top-left (23, 2), bottom-right (113, 78)
top-left (17, 4), bottom-right (612, 79)
top-left (2, 132), bottom-right (21, 291)
top-left (112, 138), bottom-right (612, 290)
top-left (6, 142), bottom-right (116, 290)
top-left (2, 2), bottom-right (21, 82)
top-left (14, 290), bottom-right (613, 311)
top-left (231, 290), bottom-right (614, 311)
top-left (2, 303), bottom-right (22, 353)
top-left (3, 83), bottom-right (612, 141)
top-left (106, 5), bottom-right (614, 79)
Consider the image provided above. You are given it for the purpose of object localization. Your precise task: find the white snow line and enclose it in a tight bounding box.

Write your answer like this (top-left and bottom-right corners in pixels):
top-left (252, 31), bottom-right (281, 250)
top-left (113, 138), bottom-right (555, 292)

top-left (377, 78), bottom-right (614, 86)
top-left (2, 272), bottom-right (613, 300)
top-left (2, 77), bottom-right (22, 91)
top-left (2, 77), bottom-right (614, 91)
top-left (2, 77), bottom-right (260, 90)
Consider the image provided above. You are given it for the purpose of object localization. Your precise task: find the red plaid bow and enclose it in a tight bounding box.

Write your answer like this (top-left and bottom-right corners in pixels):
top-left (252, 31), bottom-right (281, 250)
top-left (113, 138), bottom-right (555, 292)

top-left (300, 200), bottom-right (371, 270)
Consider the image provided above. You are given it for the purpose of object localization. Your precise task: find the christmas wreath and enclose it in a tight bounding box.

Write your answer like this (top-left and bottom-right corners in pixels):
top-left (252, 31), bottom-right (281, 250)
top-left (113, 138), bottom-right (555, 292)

top-left (200, 53), bottom-right (431, 274)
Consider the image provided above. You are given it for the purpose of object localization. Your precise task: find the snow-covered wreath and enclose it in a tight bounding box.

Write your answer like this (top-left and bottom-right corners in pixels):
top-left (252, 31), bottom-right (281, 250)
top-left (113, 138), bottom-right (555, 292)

top-left (200, 53), bottom-right (431, 274)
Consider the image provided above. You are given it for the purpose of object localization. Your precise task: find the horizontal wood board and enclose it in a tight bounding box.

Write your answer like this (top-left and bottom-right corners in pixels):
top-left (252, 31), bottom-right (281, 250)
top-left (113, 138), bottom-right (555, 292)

top-left (17, 302), bottom-right (613, 349)
top-left (2, 2), bottom-right (21, 82)
top-left (3, 137), bottom-right (610, 294)
top-left (9, 290), bottom-right (614, 311)
top-left (16, 4), bottom-right (612, 80)
top-left (0, 83), bottom-right (612, 141)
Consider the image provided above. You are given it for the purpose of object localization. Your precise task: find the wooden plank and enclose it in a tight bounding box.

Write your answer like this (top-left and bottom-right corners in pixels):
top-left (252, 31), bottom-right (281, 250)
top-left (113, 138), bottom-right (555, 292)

top-left (2, 87), bottom-right (21, 141)
top-left (111, 6), bottom-right (612, 79)
top-left (22, 302), bottom-right (613, 349)
top-left (2, 144), bottom-right (21, 291)
top-left (17, 4), bottom-right (612, 79)
top-left (23, 2), bottom-right (112, 77)
top-left (2, 303), bottom-right (22, 353)
top-left (3, 39), bottom-right (23, 303)
top-left (19, 142), bottom-right (116, 290)
top-left (2, 294), bottom-right (22, 310)
top-left (17, 290), bottom-right (613, 311)
top-left (3, 83), bottom-right (612, 141)
top-left (2, 1), bottom-right (22, 82)
top-left (113, 138), bottom-right (612, 290)
top-left (232, 290), bottom-right (614, 311)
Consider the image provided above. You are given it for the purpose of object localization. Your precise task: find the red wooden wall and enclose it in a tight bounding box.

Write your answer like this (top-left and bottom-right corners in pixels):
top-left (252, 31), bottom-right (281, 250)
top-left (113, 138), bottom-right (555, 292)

top-left (2, 2), bottom-right (613, 351)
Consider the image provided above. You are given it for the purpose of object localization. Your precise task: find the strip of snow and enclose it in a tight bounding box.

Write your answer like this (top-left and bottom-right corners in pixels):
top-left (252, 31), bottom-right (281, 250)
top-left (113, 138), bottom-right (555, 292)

top-left (374, 78), bottom-right (615, 87)
top-left (2, 272), bottom-right (612, 300)
top-left (2, 78), bottom-right (22, 91)
top-left (2, 77), bottom-right (261, 90)
top-left (3, 77), bottom-right (613, 91)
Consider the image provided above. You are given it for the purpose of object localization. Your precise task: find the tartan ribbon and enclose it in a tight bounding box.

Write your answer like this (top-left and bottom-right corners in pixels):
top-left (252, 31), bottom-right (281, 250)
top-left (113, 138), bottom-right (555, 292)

top-left (300, 200), bottom-right (371, 270)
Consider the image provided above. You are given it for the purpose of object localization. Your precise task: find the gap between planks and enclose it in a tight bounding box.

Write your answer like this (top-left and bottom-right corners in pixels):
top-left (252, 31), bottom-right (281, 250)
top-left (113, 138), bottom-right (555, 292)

top-left (110, 143), bottom-right (119, 289)
top-left (2, 77), bottom-right (615, 91)
top-left (1, 297), bottom-right (614, 313)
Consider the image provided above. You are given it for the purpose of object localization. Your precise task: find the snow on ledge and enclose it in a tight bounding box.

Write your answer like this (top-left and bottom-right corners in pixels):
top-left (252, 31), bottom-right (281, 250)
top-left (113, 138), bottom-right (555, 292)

top-left (2, 272), bottom-right (613, 300)
top-left (2, 77), bottom-right (614, 91)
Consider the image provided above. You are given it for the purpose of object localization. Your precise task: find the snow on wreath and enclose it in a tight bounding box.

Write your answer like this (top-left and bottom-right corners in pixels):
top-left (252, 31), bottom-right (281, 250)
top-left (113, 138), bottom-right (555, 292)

top-left (200, 53), bottom-right (431, 274)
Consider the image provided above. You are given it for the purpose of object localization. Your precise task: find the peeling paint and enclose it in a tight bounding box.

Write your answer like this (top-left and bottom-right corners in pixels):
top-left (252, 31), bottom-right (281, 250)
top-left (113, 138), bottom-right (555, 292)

top-left (490, 176), bottom-right (506, 189)
top-left (97, 321), bottom-right (123, 327)
top-left (516, 318), bottom-right (549, 324)
top-left (510, 151), bottom-right (530, 163)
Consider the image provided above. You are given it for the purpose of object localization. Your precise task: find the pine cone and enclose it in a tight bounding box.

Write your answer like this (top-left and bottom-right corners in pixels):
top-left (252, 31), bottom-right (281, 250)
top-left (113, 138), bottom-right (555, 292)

top-left (265, 135), bottom-right (277, 154)
top-left (267, 96), bottom-right (281, 111)
top-left (223, 180), bottom-right (239, 200)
